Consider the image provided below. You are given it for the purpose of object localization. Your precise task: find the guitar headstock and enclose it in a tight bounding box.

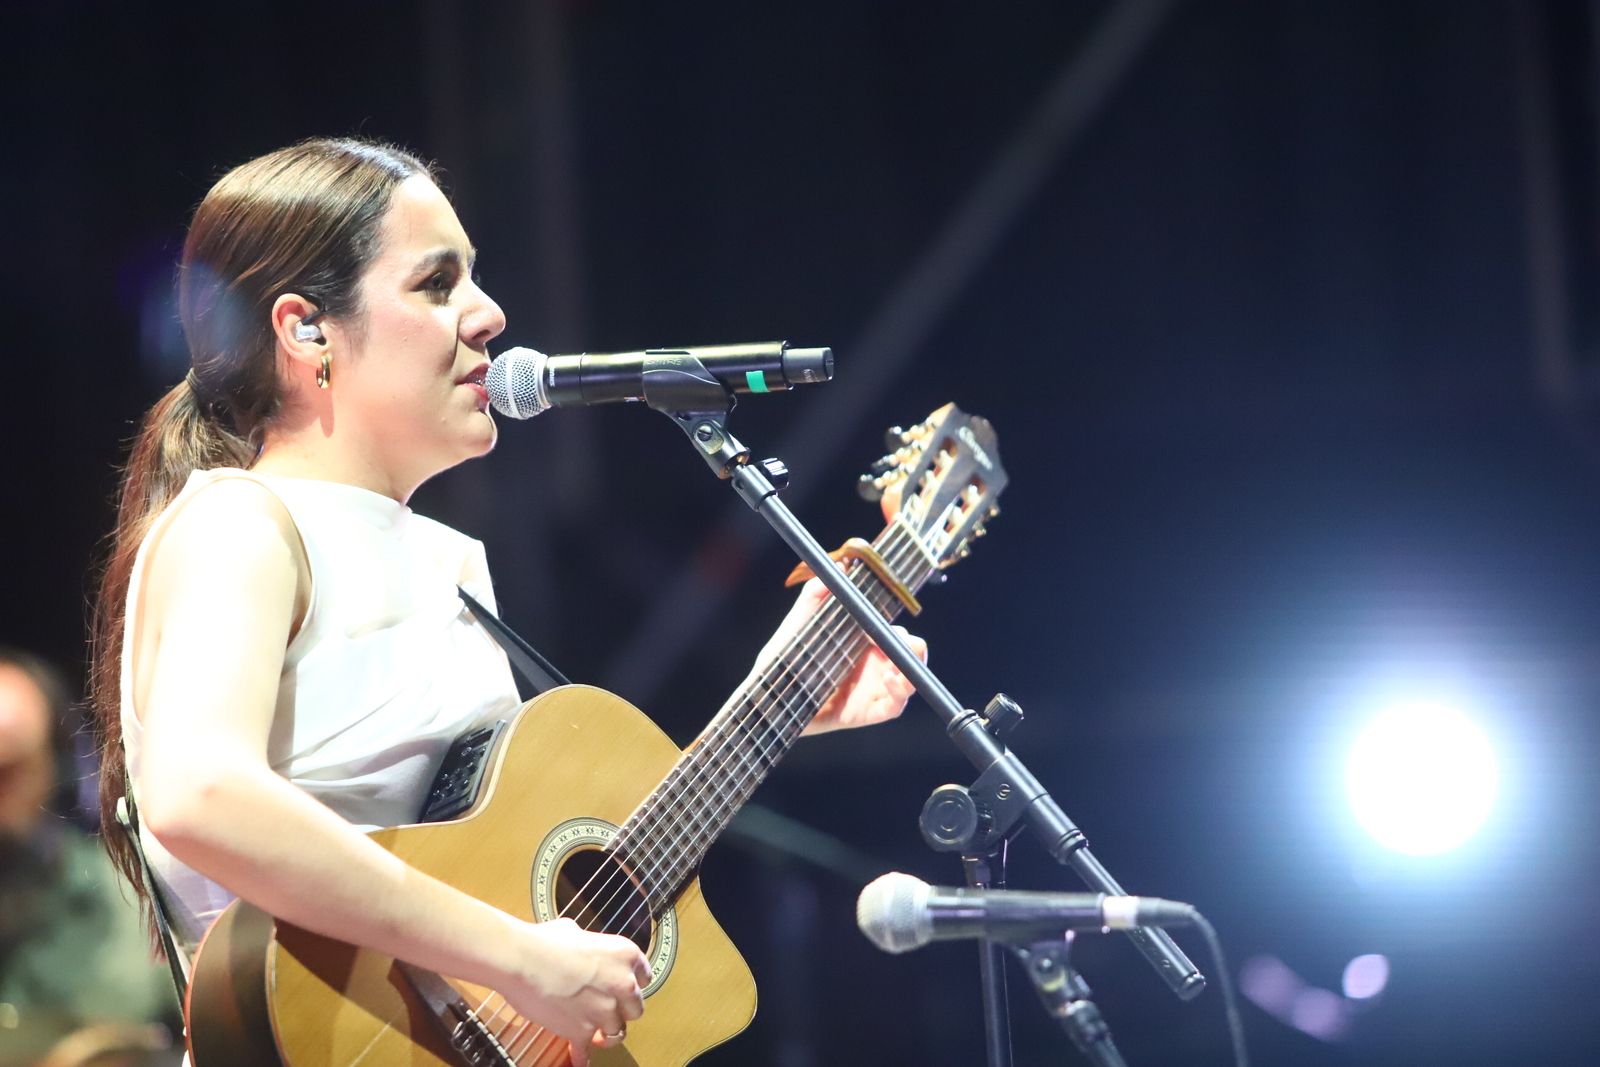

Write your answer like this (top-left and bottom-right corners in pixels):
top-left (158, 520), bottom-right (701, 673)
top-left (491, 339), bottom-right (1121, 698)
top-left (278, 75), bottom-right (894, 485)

top-left (860, 402), bottom-right (1008, 568)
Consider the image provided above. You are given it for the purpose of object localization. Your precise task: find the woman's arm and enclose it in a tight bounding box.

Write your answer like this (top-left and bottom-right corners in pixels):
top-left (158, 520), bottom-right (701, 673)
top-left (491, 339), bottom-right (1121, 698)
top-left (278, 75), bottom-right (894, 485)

top-left (132, 481), bottom-right (647, 1060)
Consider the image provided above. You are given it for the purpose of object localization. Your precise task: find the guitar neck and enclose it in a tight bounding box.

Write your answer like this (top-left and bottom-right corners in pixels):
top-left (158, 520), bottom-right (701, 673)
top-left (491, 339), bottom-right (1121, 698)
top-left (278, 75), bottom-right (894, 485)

top-left (615, 518), bottom-right (937, 909)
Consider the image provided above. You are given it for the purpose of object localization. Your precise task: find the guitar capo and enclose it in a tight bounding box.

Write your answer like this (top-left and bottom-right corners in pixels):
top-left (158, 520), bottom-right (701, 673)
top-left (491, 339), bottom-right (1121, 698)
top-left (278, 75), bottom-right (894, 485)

top-left (784, 537), bottom-right (922, 616)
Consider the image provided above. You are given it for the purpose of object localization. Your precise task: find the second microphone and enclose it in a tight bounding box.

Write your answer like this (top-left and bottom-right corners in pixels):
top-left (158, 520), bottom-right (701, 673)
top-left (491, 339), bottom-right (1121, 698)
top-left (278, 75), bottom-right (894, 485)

top-left (856, 872), bottom-right (1198, 955)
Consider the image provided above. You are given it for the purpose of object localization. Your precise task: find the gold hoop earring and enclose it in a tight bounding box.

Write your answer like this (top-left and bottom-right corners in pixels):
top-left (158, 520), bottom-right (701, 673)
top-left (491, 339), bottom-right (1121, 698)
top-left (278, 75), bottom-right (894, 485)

top-left (316, 353), bottom-right (332, 390)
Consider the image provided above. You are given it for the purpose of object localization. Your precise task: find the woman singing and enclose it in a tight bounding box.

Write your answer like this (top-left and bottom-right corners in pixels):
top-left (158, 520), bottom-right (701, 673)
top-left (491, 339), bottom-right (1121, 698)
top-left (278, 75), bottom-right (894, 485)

top-left (87, 137), bottom-right (922, 1064)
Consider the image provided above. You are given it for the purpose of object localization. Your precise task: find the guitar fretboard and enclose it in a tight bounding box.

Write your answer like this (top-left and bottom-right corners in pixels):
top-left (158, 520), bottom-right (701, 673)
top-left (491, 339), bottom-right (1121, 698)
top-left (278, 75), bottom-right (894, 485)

top-left (613, 518), bottom-right (938, 911)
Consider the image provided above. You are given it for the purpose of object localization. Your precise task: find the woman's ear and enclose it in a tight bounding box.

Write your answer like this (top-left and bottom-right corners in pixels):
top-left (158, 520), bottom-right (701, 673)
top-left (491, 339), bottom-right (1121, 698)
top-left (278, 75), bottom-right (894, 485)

top-left (271, 293), bottom-right (329, 379)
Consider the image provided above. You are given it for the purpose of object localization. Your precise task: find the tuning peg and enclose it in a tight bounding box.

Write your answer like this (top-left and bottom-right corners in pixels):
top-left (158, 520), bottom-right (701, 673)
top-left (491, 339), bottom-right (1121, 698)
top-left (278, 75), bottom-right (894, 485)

top-left (988, 505), bottom-right (1001, 519)
top-left (884, 426), bottom-right (908, 450)
top-left (971, 523), bottom-right (988, 538)
top-left (857, 473), bottom-right (884, 502)
top-left (869, 454), bottom-right (897, 475)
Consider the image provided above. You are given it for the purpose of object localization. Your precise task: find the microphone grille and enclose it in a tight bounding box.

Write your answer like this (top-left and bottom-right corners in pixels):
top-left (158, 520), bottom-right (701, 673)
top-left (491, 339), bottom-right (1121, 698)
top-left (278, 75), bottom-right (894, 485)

top-left (856, 872), bottom-right (933, 954)
top-left (486, 347), bottom-right (551, 419)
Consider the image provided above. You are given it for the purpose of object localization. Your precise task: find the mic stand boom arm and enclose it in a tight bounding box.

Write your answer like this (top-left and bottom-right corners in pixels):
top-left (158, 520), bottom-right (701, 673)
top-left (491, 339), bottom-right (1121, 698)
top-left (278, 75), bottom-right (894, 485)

top-left (647, 374), bottom-right (1205, 1009)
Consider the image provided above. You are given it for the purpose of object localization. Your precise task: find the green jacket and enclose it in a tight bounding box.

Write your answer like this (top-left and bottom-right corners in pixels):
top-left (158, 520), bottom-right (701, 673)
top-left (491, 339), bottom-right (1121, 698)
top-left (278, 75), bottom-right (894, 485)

top-left (0, 823), bottom-right (177, 1062)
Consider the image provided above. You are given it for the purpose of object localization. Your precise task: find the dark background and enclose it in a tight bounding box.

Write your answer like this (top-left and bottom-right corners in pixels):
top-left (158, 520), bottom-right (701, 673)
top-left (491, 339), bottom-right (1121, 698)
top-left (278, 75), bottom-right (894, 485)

top-left (5, 1), bottom-right (1600, 1063)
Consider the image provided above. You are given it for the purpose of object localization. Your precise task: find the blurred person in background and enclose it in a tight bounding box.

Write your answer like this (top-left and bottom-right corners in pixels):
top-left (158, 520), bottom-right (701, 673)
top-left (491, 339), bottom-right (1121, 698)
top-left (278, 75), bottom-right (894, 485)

top-left (0, 647), bottom-right (176, 1067)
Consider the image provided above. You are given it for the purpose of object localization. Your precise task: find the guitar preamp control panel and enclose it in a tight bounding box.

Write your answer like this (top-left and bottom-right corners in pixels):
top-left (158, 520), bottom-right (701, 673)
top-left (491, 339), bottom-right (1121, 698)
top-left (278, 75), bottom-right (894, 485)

top-left (419, 721), bottom-right (507, 823)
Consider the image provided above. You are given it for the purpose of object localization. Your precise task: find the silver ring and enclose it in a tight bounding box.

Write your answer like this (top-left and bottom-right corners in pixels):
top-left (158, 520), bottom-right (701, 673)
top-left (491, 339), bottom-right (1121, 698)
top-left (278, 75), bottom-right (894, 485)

top-left (603, 1028), bottom-right (626, 1041)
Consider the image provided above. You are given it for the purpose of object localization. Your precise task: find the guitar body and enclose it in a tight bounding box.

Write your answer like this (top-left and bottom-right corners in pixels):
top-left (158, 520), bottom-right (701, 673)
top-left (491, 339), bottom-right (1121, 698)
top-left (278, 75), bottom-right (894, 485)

top-left (187, 685), bottom-right (757, 1067)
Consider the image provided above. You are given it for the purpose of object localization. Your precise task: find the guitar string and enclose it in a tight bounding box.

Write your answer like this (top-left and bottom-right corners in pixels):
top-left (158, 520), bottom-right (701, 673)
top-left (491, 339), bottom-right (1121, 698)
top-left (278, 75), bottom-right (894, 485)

top-left (526, 521), bottom-right (924, 957)
top-left (489, 518), bottom-right (940, 1066)
top-left (612, 522), bottom-right (927, 902)
top-left (521, 521), bottom-right (924, 959)
top-left (494, 559), bottom-right (918, 1067)
top-left (485, 585), bottom-right (892, 1067)
top-left (481, 521), bottom-right (939, 1063)
top-left (479, 459), bottom-right (982, 1053)
top-left (486, 533), bottom-right (925, 1066)
top-left (476, 519), bottom-right (939, 1064)
top-left (512, 534), bottom-right (942, 1067)
top-left (520, 469), bottom-right (983, 1063)
top-left (495, 598), bottom-right (886, 1066)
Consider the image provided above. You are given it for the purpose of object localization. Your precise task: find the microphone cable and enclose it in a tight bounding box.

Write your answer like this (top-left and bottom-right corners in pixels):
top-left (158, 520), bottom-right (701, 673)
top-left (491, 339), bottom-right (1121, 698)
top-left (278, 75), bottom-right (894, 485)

top-left (1186, 909), bottom-right (1249, 1067)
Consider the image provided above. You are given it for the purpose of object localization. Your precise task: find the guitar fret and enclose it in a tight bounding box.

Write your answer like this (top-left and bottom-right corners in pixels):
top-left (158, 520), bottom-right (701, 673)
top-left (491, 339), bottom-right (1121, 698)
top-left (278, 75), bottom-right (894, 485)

top-left (618, 522), bottom-right (936, 899)
top-left (643, 556), bottom-right (908, 889)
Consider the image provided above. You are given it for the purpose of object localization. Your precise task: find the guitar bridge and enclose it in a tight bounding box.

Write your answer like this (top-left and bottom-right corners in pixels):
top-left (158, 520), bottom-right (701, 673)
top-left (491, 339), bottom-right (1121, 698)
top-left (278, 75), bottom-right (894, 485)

top-left (396, 960), bottom-right (517, 1067)
top-left (447, 1005), bottom-right (515, 1067)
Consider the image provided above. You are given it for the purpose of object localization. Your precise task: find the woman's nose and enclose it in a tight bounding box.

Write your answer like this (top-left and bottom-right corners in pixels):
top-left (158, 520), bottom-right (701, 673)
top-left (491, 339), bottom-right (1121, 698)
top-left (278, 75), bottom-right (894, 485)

top-left (464, 285), bottom-right (507, 348)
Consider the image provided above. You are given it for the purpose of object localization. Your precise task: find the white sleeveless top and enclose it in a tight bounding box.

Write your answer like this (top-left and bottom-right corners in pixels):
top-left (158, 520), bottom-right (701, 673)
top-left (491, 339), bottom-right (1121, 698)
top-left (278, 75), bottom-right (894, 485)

top-left (119, 468), bottom-right (522, 955)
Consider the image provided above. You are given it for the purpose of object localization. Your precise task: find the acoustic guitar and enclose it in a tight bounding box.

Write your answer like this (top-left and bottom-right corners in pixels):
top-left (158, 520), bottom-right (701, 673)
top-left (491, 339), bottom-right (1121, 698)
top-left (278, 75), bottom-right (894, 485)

top-left (184, 403), bottom-right (1008, 1067)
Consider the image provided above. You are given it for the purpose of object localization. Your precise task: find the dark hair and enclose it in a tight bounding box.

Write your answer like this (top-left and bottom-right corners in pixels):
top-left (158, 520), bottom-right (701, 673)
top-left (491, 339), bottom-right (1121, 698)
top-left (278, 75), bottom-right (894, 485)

top-left (0, 646), bottom-right (78, 817)
top-left (86, 137), bottom-right (435, 933)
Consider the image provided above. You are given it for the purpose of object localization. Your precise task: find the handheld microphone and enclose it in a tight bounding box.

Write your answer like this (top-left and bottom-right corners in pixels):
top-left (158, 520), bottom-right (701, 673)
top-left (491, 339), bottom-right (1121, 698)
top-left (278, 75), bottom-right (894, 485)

top-left (486, 342), bottom-right (833, 419)
top-left (856, 872), bottom-right (1197, 955)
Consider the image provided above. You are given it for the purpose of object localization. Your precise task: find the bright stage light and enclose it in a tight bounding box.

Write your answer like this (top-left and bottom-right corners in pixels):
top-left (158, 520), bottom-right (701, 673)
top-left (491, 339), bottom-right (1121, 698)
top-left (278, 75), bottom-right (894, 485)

top-left (1344, 702), bottom-right (1498, 855)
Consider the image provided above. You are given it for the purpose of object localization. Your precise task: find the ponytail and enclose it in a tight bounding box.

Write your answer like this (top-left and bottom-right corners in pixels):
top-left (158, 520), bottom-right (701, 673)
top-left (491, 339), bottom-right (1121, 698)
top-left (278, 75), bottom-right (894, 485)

top-left (86, 377), bottom-right (253, 936)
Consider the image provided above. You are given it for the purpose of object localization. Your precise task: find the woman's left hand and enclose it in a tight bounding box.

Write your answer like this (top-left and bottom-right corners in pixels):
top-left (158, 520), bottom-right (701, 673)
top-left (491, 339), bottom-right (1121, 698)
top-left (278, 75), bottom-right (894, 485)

top-left (753, 576), bottom-right (928, 735)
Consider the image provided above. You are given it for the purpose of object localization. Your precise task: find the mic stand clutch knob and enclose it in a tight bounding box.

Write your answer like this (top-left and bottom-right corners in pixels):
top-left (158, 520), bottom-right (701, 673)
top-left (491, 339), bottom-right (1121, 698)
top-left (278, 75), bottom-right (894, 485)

top-left (758, 457), bottom-right (791, 493)
top-left (920, 785), bottom-right (991, 852)
top-left (982, 693), bottom-right (1024, 740)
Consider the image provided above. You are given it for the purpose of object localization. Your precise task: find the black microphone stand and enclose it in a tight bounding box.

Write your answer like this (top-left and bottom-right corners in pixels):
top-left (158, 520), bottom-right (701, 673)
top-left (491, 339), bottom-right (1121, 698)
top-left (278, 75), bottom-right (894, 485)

top-left (642, 364), bottom-right (1204, 1067)
top-left (922, 777), bottom-right (1019, 1067)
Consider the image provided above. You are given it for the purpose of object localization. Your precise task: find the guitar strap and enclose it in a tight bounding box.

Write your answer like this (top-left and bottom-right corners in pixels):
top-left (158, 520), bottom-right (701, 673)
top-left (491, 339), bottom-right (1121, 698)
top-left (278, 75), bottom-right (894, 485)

top-left (114, 755), bottom-right (191, 1006)
top-left (457, 586), bottom-right (571, 696)
top-left (110, 590), bottom-right (567, 1015)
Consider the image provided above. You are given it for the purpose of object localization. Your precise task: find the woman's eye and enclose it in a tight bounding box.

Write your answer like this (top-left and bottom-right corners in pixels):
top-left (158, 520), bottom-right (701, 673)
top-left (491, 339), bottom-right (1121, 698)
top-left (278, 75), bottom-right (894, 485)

top-left (424, 271), bottom-right (457, 297)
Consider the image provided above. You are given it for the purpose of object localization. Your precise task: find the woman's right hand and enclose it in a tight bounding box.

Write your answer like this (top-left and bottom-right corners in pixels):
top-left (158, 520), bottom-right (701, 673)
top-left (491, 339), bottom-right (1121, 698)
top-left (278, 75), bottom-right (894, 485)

top-left (498, 917), bottom-right (652, 1065)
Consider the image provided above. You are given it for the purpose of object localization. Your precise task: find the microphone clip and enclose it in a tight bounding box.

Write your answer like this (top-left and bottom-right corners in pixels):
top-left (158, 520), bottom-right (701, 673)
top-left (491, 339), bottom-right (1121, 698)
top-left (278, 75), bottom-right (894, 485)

top-left (665, 409), bottom-right (750, 481)
top-left (1011, 934), bottom-right (1130, 1067)
top-left (633, 351), bottom-right (750, 480)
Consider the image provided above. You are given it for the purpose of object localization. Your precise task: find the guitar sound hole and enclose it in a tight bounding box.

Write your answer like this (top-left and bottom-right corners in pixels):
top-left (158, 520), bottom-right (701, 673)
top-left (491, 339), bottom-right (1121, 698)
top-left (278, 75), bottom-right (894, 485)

top-left (553, 848), bottom-right (654, 953)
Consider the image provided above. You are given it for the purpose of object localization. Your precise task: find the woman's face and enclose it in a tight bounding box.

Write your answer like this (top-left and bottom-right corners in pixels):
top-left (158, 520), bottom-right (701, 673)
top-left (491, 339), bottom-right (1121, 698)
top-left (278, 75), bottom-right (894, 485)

top-left (335, 174), bottom-right (507, 490)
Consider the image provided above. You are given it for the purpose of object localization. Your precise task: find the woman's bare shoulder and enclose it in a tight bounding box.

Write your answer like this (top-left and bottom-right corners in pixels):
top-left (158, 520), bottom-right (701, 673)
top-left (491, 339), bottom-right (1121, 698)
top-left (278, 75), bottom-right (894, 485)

top-left (141, 476), bottom-right (306, 611)
top-left (129, 476), bottom-right (310, 723)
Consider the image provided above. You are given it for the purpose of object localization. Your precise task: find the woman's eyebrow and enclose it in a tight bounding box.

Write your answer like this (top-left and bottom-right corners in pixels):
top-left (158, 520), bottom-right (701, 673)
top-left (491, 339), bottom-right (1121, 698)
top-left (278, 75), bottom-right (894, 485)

top-left (411, 246), bottom-right (479, 275)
